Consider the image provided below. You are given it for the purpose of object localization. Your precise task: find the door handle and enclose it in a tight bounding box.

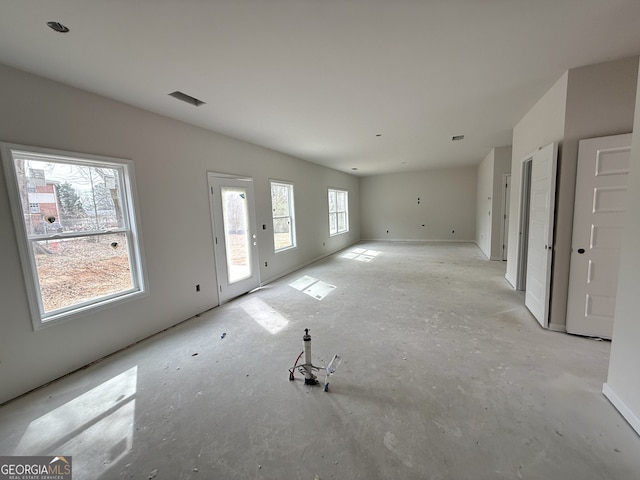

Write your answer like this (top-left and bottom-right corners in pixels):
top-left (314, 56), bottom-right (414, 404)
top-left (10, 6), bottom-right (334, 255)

top-left (577, 248), bottom-right (585, 254)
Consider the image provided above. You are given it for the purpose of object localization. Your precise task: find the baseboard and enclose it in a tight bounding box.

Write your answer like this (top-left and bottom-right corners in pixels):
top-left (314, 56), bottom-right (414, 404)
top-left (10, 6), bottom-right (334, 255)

top-left (260, 241), bottom-right (359, 286)
top-left (603, 383), bottom-right (640, 437)
top-left (548, 322), bottom-right (567, 333)
top-left (361, 238), bottom-right (476, 243)
top-left (505, 273), bottom-right (516, 289)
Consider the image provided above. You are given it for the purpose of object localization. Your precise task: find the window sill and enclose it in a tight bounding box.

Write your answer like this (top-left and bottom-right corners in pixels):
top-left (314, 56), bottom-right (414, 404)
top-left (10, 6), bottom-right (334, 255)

top-left (34, 288), bottom-right (148, 331)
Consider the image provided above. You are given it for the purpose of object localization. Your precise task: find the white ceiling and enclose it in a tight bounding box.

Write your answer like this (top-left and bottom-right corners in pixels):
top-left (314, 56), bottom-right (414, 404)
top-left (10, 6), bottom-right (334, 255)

top-left (1, 1), bottom-right (640, 176)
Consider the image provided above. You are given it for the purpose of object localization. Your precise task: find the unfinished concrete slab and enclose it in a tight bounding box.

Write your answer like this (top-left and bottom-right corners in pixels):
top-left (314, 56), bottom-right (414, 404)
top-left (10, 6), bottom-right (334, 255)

top-left (1, 242), bottom-right (639, 479)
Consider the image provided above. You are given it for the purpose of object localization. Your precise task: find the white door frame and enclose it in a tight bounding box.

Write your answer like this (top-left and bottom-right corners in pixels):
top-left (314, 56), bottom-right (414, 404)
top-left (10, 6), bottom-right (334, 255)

top-left (501, 173), bottom-right (511, 261)
top-left (516, 158), bottom-right (532, 291)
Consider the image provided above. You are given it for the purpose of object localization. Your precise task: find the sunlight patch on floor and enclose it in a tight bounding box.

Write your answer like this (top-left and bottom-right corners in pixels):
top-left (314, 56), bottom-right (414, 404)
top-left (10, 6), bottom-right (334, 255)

top-left (240, 297), bottom-right (289, 334)
top-left (289, 275), bottom-right (318, 291)
top-left (289, 276), bottom-right (337, 300)
top-left (342, 248), bottom-right (381, 262)
top-left (14, 366), bottom-right (137, 479)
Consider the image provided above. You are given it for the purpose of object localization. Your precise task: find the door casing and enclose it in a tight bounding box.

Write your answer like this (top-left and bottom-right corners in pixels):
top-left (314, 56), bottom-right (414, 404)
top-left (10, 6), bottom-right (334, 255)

top-left (501, 173), bottom-right (511, 261)
top-left (516, 158), bottom-right (532, 291)
top-left (208, 172), bottom-right (260, 304)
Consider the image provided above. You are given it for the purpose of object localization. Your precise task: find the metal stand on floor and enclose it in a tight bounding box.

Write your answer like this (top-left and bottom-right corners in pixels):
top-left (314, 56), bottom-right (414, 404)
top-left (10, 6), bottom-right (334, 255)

top-left (289, 328), bottom-right (341, 392)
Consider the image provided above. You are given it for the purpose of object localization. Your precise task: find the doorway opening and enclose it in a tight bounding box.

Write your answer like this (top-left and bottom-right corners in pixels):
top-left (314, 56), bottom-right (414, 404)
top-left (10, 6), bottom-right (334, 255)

top-left (516, 158), bottom-right (532, 291)
top-left (501, 173), bottom-right (511, 261)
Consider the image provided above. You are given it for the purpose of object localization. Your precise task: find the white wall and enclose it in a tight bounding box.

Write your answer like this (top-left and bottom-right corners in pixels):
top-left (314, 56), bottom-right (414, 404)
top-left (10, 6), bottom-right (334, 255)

top-left (604, 61), bottom-right (640, 436)
top-left (507, 57), bottom-right (638, 330)
top-left (549, 56), bottom-right (638, 330)
top-left (0, 64), bottom-right (359, 403)
top-left (491, 146), bottom-right (512, 260)
top-left (476, 146), bottom-right (512, 260)
top-left (360, 166), bottom-right (476, 242)
top-left (475, 150), bottom-right (494, 258)
top-left (506, 73), bottom-right (568, 287)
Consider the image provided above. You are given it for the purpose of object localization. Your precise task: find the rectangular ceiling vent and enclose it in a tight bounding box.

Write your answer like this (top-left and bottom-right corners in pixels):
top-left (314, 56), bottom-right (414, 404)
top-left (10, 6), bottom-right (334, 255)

top-left (452, 135), bottom-right (465, 141)
top-left (168, 91), bottom-right (206, 107)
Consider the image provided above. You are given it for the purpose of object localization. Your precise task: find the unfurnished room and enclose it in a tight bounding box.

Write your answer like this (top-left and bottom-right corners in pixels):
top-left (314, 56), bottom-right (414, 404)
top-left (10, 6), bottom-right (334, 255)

top-left (1, 1), bottom-right (640, 479)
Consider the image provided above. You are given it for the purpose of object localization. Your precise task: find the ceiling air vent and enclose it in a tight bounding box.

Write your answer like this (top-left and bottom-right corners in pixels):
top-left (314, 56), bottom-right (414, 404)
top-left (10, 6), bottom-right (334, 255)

top-left (46, 21), bottom-right (70, 33)
top-left (452, 135), bottom-right (465, 141)
top-left (168, 91), bottom-right (206, 107)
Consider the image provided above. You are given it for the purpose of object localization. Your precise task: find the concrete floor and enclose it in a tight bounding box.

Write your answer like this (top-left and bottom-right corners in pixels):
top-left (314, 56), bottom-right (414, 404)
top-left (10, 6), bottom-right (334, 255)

top-left (1, 242), bottom-right (640, 480)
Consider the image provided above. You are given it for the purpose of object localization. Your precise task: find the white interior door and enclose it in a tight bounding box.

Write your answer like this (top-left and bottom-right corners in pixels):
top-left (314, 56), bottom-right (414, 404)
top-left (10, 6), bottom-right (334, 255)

top-left (525, 143), bottom-right (557, 328)
top-left (208, 173), bottom-right (260, 304)
top-left (566, 134), bottom-right (631, 338)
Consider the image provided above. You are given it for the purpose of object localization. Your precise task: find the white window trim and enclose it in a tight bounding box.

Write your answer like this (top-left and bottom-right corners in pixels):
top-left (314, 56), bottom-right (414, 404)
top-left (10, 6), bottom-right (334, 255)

top-left (1, 142), bottom-right (148, 330)
top-left (328, 188), bottom-right (349, 236)
top-left (270, 180), bottom-right (297, 252)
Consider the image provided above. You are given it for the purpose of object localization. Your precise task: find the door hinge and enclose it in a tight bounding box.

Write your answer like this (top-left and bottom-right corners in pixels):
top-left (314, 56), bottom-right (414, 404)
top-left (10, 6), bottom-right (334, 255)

top-left (211, 186), bottom-right (214, 195)
top-left (220, 286), bottom-right (222, 292)
top-left (215, 237), bottom-right (218, 245)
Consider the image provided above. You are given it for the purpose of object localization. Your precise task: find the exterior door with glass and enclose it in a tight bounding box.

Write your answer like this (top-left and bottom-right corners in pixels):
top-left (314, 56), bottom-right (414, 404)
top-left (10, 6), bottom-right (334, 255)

top-left (208, 173), bottom-right (260, 304)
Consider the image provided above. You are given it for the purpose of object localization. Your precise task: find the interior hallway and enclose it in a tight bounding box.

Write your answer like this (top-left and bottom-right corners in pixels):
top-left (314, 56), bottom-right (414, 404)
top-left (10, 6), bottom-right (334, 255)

top-left (1, 242), bottom-right (639, 480)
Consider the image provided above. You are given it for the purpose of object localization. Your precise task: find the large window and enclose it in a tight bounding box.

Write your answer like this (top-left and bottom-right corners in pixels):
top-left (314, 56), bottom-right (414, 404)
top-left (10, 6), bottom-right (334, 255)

top-left (1, 143), bottom-right (146, 329)
top-left (328, 188), bottom-right (349, 236)
top-left (270, 181), bottom-right (296, 251)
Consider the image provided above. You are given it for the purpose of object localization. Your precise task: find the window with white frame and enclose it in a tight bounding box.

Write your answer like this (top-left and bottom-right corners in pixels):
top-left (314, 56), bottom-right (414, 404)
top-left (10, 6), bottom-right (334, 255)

top-left (1, 143), bottom-right (146, 329)
top-left (328, 188), bottom-right (349, 236)
top-left (270, 181), bottom-right (296, 251)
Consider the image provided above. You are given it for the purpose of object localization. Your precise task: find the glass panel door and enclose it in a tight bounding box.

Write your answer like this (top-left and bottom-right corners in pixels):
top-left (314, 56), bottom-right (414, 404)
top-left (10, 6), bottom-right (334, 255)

top-left (208, 174), bottom-right (260, 304)
top-left (221, 186), bottom-right (251, 284)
